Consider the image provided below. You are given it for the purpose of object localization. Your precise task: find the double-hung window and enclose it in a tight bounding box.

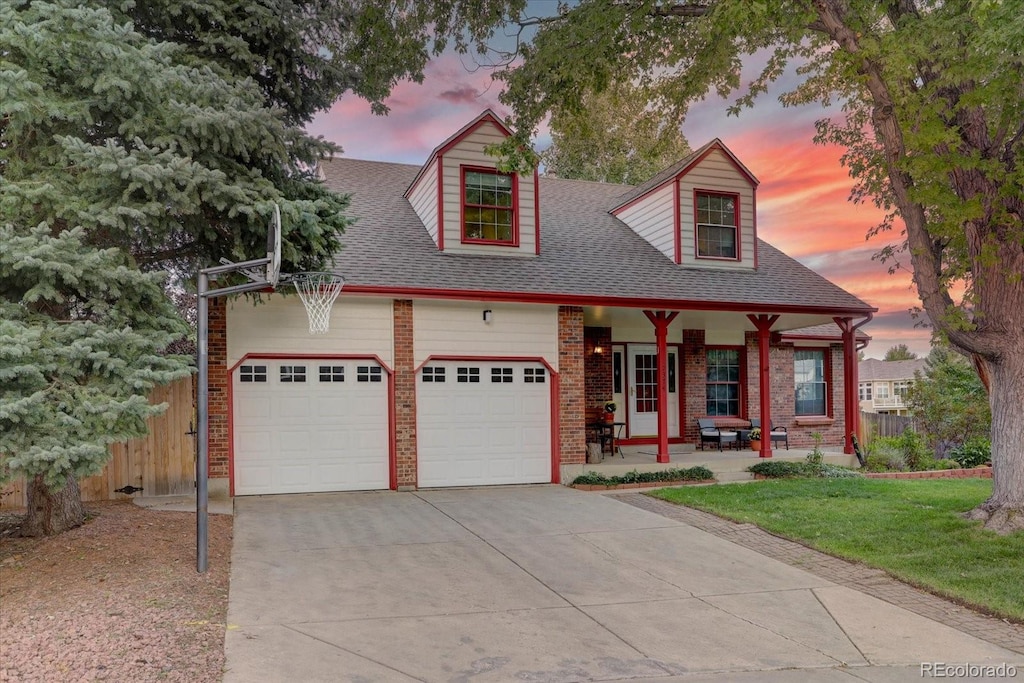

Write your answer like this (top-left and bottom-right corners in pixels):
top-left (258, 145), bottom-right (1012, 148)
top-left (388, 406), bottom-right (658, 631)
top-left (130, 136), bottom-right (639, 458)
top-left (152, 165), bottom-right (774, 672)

top-left (706, 348), bottom-right (741, 416)
top-left (463, 168), bottom-right (515, 244)
top-left (696, 192), bottom-right (738, 259)
top-left (794, 349), bottom-right (827, 415)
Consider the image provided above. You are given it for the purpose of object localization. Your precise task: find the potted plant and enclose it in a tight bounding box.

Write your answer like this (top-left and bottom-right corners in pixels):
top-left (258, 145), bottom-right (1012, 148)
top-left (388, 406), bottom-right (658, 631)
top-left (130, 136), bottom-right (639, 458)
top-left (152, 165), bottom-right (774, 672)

top-left (603, 401), bottom-right (617, 423)
top-left (748, 427), bottom-right (762, 452)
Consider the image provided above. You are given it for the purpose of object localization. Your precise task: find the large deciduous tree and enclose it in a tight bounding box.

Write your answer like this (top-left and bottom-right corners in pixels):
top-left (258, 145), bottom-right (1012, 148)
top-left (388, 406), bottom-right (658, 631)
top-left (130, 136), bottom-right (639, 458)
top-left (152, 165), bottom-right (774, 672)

top-left (436, 0), bottom-right (1023, 532)
top-left (541, 82), bottom-right (691, 184)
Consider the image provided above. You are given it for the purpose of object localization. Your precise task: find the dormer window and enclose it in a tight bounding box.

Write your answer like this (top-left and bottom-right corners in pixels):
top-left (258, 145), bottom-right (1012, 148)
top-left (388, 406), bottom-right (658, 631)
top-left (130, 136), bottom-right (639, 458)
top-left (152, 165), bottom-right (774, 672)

top-left (462, 167), bottom-right (517, 245)
top-left (696, 191), bottom-right (738, 260)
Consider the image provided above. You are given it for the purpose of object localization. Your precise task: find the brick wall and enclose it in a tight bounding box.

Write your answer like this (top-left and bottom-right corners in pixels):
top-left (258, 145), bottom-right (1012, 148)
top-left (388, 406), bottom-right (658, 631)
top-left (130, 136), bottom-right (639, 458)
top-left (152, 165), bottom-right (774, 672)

top-left (558, 307), bottom-right (586, 464)
top-left (208, 297), bottom-right (229, 479)
top-left (584, 326), bottom-right (612, 418)
top-left (682, 329), bottom-right (706, 443)
top-left (393, 300), bottom-right (417, 489)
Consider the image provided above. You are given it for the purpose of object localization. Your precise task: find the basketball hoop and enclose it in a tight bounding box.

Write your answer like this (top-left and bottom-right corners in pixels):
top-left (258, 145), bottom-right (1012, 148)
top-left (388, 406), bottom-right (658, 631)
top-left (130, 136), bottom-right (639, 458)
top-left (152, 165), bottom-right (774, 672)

top-left (291, 272), bottom-right (345, 334)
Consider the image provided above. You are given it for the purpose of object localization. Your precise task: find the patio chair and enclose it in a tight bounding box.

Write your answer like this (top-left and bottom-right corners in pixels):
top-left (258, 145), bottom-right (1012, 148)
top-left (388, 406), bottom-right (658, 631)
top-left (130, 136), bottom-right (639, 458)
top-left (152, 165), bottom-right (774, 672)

top-left (697, 418), bottom-right (738, 451)
top-left (749, 418), bottom-right (789, 450)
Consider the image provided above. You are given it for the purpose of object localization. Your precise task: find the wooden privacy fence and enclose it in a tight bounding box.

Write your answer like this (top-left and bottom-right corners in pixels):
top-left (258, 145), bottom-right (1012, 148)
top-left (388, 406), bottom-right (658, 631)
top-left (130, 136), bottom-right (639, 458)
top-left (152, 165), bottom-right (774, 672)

top-left (859, 411), bottom-right (919, 443)
top-left (0, 377), bottom-right (196, 511)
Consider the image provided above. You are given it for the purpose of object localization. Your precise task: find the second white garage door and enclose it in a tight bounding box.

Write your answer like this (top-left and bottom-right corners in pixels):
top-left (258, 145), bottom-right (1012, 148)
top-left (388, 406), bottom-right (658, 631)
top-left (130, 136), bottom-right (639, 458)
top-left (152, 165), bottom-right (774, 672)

top-left (417, 360), bottom-right (552, 487)
top-left (233, 359), bottom-right (389, 495)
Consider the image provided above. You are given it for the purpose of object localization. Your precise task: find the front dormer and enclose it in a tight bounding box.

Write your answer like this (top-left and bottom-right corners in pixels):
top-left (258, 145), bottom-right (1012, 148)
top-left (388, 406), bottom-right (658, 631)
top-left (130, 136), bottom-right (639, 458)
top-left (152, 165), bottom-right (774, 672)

top-left (610, 139), bottom-right (759, 270)
top-left (405, 110), bottom-right (539, 257)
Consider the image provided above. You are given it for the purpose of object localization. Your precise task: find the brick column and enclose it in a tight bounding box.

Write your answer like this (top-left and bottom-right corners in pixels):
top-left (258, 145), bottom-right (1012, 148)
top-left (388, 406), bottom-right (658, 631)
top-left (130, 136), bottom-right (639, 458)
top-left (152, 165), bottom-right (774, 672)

top-left (682, 329), bottom-right (706, 443)
top-left (393, 300), bottom-right (417, 489)
top-left (558, 306), bottom-right (585, 465)
top-left (208, 297), bottom-right (229, 481)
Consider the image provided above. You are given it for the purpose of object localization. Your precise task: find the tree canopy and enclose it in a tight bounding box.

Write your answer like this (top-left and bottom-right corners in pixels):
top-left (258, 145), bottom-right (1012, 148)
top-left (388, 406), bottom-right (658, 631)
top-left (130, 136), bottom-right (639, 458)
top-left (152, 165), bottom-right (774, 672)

top-left (541, 82), bottom-right (691, 184)
top-left (883, 344), bottom-right (918, 362)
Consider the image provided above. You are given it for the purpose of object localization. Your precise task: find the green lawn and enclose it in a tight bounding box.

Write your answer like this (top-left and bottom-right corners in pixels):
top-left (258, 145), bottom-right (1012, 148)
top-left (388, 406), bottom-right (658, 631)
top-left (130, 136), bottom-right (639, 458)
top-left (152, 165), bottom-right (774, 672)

top-left (651, 478), bottom-right (1024, 621)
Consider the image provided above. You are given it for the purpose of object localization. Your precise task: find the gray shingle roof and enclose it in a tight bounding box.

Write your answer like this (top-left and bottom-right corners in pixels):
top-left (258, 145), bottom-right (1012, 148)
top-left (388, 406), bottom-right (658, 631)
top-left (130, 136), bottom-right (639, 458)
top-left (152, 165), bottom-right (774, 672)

top-left (782, 323), bottom-right (871, 341)
top-left (859, 358), bottom-right (927, 381)
top-left (320, 157), bottom-right (873, 314)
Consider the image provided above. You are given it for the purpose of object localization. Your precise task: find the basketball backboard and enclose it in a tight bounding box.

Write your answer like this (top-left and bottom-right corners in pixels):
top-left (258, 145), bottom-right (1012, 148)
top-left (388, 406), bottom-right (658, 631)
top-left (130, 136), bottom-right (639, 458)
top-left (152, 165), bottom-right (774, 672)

top-left (266, 203), bottom-right (282, 288)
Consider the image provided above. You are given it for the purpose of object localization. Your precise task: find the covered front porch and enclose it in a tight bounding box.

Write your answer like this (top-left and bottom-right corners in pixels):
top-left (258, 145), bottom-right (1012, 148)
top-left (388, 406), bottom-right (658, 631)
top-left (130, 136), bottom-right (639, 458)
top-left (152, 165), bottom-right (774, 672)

top-left (580, 305), bottom-right (870, 464)
top-left (563, 443), bottom-right (860, 484)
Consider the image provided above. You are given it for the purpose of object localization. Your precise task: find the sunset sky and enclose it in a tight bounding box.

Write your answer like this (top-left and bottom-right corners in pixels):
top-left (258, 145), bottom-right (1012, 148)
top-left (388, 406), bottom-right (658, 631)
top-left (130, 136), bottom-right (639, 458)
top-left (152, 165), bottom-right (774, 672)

top-left (306, 47), bottom-right (934, 360)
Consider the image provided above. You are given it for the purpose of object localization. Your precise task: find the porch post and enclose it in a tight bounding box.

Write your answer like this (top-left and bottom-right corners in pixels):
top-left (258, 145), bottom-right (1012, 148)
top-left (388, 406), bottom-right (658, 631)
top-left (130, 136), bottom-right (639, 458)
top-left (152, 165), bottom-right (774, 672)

top-left (747, 314), bottom-right (779, 458)
top-left (644, 310), bottom-right (678, 463)
top-left (834, 316), bottom-right (858, 455)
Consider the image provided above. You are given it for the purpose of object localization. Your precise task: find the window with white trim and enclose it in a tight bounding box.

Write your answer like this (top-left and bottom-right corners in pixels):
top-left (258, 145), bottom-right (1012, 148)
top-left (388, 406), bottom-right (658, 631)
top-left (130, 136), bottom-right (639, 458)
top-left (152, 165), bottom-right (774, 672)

top-left (280, 365), bottom-right (306, 383)
top-left (357, 365), bottom-right (382, 383)
top-left (463, 169), bottom-right (514, 243)
top-left (319, 366), bottom-right (345, 382)
top-left (239, 365), bottom-right (267, 383)
top-left (859, 382), bottom-right (872, 401)
top-left (491, 367), bottom-right (513, 383)
top-left (794, 350), bottom-right (826, 415)
top-left (422, 366), bottom-right (446, 383)
top-left (696, 192), bottom-right (738, 259)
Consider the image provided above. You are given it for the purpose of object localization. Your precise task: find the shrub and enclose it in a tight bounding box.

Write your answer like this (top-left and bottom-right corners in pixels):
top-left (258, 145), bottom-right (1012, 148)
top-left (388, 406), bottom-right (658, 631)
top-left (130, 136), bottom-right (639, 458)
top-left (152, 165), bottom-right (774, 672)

top-left (950, 438), bottom-right (991, 468)
top-left (895, 428), bottom-right (931, 470)
top-left (570, 466), bottom-right (714, 487)
top-left (818, 464), bottom-right (863, 478)
top-left (747, 461), bottom-right (807, 478)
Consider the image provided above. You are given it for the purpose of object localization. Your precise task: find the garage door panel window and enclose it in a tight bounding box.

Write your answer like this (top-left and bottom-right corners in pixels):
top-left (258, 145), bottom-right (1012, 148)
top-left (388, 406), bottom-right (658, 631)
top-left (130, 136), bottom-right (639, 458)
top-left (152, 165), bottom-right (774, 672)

top-left (239, 365), bottom-right (267, 383)
top-left (523, 367), bottom-right (545, 383)
top-left (422, 366), bottom-right (446, 382)
top-left (491, 367), bottom-right (514, 383)
top-left (280, 365), bottom-right (306, 383)
top-left (357, 365), bottom-right (383, 382)
top-left (319, 366), bottom-right (345, 382)
top-left (457, 367), bottom-right (480, 383)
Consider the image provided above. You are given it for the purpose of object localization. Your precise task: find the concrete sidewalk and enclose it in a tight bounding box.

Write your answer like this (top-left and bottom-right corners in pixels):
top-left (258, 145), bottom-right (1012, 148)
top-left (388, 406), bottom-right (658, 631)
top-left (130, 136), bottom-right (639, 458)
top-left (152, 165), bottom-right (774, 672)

top-left (224, 486), bottom-right (1022, 682)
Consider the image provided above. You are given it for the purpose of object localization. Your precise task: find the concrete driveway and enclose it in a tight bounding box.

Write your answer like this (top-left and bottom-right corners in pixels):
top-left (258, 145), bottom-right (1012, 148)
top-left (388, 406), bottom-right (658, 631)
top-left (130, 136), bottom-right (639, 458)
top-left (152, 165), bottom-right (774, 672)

top-left (225, 486), bottom-right (1021, 682)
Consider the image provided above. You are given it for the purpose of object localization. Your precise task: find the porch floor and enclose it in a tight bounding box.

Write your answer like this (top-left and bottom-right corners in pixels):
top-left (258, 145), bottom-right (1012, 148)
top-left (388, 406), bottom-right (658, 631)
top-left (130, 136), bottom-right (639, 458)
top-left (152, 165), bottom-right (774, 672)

top-left (562, 443), bottom-right (859, 484)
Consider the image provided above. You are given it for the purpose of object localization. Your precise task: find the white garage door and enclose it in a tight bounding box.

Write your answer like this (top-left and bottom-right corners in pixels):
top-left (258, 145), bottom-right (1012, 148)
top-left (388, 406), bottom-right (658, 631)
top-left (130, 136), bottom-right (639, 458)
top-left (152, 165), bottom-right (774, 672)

top-left (233, 359), bottom-right (389, 495)
top-left (417, 360), bottom-right (551, 487)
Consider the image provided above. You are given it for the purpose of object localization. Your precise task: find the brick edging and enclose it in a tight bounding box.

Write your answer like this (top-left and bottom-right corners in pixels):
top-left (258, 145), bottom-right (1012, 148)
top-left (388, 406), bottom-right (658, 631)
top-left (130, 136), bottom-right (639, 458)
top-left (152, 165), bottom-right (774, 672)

top-left (864, 467), bottom-right (992, 479)
top-left (612, 493), bottom-right (1024, 655)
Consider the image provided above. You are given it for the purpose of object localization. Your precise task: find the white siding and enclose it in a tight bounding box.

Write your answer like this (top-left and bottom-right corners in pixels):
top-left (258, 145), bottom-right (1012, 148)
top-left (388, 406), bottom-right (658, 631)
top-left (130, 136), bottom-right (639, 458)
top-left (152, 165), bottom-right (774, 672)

top-left (679, 149), bottom-right (756, 271)
top-left (407, 158), bottom-right (439, 246)
top-left (227, 295), bottom-right (394, 368)
top-left (413, 301), bottom-right (558, 369)
top-left (440, 122), bottom-right (537, 256)
top-left (614, 183), bottom-right (676, 261)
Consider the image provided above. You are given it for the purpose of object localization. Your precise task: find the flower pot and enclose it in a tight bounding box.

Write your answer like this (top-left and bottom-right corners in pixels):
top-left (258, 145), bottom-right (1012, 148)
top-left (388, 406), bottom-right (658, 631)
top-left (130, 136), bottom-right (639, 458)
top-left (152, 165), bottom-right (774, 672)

top-left (751, 439), bottom-right (762, 452)
top-left (603, 413), bottom-right (615, 423)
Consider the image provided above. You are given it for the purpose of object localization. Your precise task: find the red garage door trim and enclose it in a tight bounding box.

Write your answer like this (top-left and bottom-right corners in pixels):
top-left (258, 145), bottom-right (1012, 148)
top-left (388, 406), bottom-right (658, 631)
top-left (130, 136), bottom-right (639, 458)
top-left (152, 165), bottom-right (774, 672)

top-left (227, 353), bottom-right (396, 495)
top-left (415, 354), bottom-right (560, 485)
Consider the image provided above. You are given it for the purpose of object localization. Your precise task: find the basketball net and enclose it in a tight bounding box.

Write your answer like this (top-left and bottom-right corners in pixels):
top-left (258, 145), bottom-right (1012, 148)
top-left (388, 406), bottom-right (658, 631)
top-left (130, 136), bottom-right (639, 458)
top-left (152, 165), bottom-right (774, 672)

top-left (292, 272), bottom-right (345, 334)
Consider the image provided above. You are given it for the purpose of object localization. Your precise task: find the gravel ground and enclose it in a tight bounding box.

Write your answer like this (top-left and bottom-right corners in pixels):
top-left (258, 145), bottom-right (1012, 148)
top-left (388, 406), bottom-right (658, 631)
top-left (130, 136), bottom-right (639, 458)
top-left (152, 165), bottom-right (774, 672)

top-left (0, 500), bottom-right (232, 682)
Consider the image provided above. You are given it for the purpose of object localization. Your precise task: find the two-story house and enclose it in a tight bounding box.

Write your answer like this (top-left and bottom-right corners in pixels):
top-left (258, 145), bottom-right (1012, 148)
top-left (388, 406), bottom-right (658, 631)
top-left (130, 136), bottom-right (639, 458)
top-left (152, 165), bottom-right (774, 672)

top-left (858, 358), bottom-right (927, 416)
top-left (206, 110), bottom-right (876, 497)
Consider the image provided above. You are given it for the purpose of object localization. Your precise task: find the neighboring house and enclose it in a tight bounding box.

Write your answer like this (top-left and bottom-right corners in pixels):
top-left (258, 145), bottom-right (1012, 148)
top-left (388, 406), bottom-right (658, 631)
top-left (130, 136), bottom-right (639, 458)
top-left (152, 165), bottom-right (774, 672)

top-left (206, 110), bottom-right (876, 497)
top-left (858, 358), bottom-right (928, 416)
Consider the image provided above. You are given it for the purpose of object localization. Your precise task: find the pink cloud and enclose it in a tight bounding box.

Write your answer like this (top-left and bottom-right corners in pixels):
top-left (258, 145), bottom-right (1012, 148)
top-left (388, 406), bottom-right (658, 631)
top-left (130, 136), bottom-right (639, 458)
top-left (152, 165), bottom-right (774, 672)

top-left (438, 86), bottom-right (482, 104)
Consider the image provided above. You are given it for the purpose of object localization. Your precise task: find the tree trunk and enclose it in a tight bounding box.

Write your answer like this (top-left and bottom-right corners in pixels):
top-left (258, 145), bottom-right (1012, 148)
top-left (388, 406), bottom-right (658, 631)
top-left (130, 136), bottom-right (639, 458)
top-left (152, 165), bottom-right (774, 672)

top-left (20, 473), bottom-right (85, 537)
top-left (965, 344), bottom-right (1024, 533)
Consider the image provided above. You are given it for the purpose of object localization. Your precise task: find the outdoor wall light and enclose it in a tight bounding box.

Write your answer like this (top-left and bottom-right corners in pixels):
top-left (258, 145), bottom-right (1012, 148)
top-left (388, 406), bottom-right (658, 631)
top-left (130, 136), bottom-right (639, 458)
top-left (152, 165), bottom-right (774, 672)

top-left (483, 309), bottom-right (493, 324)
top-left (593, 345), bottom-right (606, 355)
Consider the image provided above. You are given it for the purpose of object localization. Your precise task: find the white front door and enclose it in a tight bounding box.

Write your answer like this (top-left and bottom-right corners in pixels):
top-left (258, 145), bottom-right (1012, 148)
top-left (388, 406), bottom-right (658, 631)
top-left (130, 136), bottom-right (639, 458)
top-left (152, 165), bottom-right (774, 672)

top-left (627, 346), bottom-right (679, 438)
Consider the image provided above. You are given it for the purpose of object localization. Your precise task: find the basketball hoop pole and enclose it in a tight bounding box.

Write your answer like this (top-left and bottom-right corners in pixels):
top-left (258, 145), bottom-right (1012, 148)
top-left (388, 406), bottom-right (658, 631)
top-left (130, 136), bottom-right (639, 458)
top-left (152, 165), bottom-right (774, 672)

top-left (196, 260), bottom-right (275, 574)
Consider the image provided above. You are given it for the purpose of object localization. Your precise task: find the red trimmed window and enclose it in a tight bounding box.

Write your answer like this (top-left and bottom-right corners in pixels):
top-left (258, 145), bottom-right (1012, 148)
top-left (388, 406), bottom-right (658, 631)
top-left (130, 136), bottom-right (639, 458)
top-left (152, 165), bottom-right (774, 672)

top-left (706, 348), bottom-right (742, 416)
top-left (794, 349), bottom-right (827, 415)
top-left (462, 168), bottom-right (516, 244)
top-left (696, 192), bottom-right (738, 259)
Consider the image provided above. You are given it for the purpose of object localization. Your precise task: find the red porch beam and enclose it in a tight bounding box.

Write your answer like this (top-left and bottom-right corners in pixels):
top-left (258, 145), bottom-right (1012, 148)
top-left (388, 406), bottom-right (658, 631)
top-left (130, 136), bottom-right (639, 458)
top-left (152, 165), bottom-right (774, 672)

top-left (643, 310), bottom-right (679, 463)
top-left (747, 314), bottom-right (779, 458)
top-left (834, 314), bottom-right (873, 455)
